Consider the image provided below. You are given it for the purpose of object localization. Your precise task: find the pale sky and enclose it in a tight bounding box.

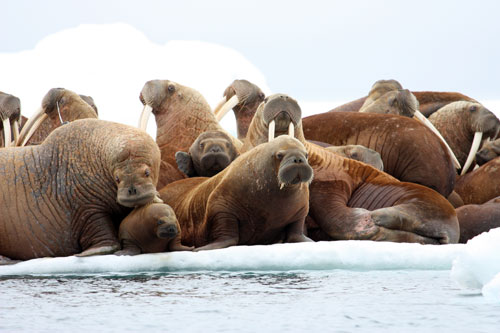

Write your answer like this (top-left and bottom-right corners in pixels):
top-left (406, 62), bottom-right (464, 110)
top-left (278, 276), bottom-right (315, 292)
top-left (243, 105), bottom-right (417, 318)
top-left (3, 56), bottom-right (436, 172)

top-left (2, 0), bottom-right (499, 100)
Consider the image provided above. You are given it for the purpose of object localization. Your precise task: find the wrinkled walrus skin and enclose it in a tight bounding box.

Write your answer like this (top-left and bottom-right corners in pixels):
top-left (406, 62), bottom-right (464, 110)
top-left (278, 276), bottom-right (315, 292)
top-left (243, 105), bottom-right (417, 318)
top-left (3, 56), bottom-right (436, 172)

top-left (159, 136), bottom-right (313, 251)
top-left (0, 119), bottom-right (161, 261)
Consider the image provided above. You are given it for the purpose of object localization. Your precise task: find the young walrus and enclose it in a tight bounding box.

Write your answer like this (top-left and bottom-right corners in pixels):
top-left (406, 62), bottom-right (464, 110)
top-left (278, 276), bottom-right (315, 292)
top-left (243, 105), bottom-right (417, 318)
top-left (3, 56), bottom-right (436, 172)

top-left (116, 201), bottom-right (193, 255)
top-left (159, 135), bottom-right (314, 251)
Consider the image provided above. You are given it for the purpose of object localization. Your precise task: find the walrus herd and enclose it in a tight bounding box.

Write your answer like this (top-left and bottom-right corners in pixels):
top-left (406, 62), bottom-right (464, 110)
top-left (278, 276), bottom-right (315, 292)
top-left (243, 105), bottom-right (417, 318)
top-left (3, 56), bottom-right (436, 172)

top-left (0, 78), bottom-right (499, 264)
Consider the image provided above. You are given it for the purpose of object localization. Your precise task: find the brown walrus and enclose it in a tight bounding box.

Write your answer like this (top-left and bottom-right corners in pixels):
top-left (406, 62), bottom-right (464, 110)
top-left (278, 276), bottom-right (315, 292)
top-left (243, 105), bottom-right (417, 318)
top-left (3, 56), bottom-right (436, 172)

top-left (454, 156), bottom-right (500, 205)
top-left (175, 130), bottom-right (239, 177)
top-left (428, 101), bottom-right (500, 175)
top-left (138, 79), bottom-right (242, 188)
top-left (243, 93), bottom-right (459, 244)
top-left (116, 202), bottom-right (193, 255)
top-left (213, 79), bottom-right (266, 140)
top-left (476, 138), bottom-right (500, 166)
top-left (0, 91), bottom-right (21, 147)
top-left (159, 135), bottom-right (314, 251)
top-left (456, 196), bottom-right (500, 243)
top-left (16, 88), bottom-right (98, 146)
top-left (0, 119), bottom-right (161, 263)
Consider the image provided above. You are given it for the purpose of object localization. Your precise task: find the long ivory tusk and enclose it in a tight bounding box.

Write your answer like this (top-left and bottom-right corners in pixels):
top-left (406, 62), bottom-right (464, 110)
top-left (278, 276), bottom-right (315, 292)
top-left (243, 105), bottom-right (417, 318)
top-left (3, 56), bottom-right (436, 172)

top-left (138, 104), bottom-right (153, 131)
top-left (288, 122), bottom-right (295, 137)
top-left (2, 119), bottom-right (12, 147)
top-left (215, 95), bottom-right (239, 122)
top-left (268, 120), bottom-right (275, 142)
top-left (12, 120), bottom-right (20, 144)
top-left (461, 131), bottom-right (483, 175)
top-left (212, 97), bottom-right (227, 116)
top-left (18, 113), bottom-right (48, 147)
top-left (16, 107), bottom-right (45, 146)
top-left (414, 110), bottom-right (461, 169)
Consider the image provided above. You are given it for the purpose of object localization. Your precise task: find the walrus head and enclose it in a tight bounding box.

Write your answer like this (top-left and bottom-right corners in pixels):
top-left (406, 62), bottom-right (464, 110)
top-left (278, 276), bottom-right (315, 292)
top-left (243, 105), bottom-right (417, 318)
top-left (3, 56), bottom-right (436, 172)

top-left (138, 79), bottom-right (210, 131)
top-left (261, 94), bottom-right (302, 141)
top-left (144, 203), bottom-right (180, 239)
top-left (360, 89), bottom-right (419, 118)
top-left (16, 88), bottom-right (98, 146)
top-left (111, 134), bottom-right (161, 208)
top-left (0, 91), bottom-right (21, 148)
top-left (214, 79), bottom-right (265, 139)
top-left (175, 130), bottom-right (239, 177)
top-left (270, 136), bottom-right (313, 189)
top-left (476, 138), bottom-right (500, 166)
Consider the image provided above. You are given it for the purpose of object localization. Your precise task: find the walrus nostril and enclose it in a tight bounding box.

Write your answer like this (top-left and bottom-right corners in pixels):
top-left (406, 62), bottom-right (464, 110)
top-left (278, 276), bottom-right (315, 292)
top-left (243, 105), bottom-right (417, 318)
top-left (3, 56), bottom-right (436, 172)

top-left (128, 186), bottom-right (137, 196)
top-left (167, 226), bottom-right (177, 234)
top-left (209, 146), bottom-right (222, 153)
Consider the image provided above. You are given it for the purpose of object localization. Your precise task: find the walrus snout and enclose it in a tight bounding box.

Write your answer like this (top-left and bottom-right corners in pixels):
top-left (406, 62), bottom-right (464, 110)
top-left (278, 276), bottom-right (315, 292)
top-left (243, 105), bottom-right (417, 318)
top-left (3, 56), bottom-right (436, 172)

top-left (157, 222), bottom-right (179, 239)
top-left (200, 152), bottom-right (231, 176)
top-left (117, 183), bottom-right (157, 207)
top-left (277, 149), bottom-right (313, 188)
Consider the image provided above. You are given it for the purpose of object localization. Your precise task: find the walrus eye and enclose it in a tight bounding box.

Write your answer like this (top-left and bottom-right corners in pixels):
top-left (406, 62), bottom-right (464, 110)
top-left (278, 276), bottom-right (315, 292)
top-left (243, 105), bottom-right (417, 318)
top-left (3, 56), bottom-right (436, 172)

top-left (168, 85), bottom-right (175, 93)
top-left (115, 175), bottom-right (120, 183)
top-left (258, 92), bottom-right (265, 100)
top-left (157, 220), bottom-right (163, 226)
top-left (200, 143), bottom-right (205, 149)
top-left (470, 106), bottom-right (477, 112)
top-left (145, 169), bottom-right (150, 177)
top-left (276, 152), bottom-right (284, 161)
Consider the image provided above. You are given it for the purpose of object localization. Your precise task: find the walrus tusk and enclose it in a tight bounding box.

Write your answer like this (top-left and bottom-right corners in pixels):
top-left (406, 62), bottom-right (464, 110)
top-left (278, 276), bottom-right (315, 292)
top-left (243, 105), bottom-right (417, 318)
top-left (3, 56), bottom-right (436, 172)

top-left (288, 122), bottom-right (295, 137)
top-left (18, 113), bottom-right (48, 147)
top-left (212, 96), bottom-right (227, 116)
top-left (16, 107), bottom-right (47, 146)
top-left (12, 120), bottom-right (20, 144)
top-left (2, 119), bottom-right (11, 147)
top-left (268, 120), bottom-right (276, 142)
top-left (413, 110), bottom-right (461, 169)
top-left (461, 131), bottom-right (483, 175)
top-left (215, 95), bottom-right (239, 122)
top-left (138, 104), bottom-right (153, 131)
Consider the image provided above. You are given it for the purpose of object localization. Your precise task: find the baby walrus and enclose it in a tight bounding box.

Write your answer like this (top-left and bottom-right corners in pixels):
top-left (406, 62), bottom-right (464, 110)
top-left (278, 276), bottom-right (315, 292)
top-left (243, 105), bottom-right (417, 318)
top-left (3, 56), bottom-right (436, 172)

top-left (116, 202), bottom-right (193, 255)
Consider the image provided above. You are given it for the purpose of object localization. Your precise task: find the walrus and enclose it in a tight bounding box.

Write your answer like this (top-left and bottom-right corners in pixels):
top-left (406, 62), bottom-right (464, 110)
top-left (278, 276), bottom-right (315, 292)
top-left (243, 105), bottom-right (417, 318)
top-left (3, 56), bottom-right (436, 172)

top-left (0, 91), bottom-right (21, 147)
top-left (159, 135), bottom-right (314, 251)
top-left (358, 79), bottom-right (403, 112)
top-left (476, 138), bottom-right (500, 166)
top-left (175, 130), bottom-right (239, 177)
top-left (138, 80), bottom-right (242, 188)
top-left (115, 202), bottom-right (193, 255)
top-left (358, 80), bottom-right (460, 169)
top-left (456, 196), bottom-right (500, 243)
top-left (454, 156), bottom-right (500, 205)
top-left (79, 94), bottom-right (98, 115)
top-left (16, 88), bottom-right (98, 146)
top-left (428, 101), bottom-right (500, 175)
top-left (213, 79), bottom-right (266, 140)
top-left (0, 119), bottom-right (161, 263)
top-left (242, 93), bottom-right (459, 244)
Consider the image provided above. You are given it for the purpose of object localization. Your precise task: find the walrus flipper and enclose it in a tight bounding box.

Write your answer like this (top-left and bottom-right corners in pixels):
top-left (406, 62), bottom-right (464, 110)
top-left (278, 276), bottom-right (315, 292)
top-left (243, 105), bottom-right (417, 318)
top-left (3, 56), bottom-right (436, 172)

top-left (175, 151), bottom-right (197, 177)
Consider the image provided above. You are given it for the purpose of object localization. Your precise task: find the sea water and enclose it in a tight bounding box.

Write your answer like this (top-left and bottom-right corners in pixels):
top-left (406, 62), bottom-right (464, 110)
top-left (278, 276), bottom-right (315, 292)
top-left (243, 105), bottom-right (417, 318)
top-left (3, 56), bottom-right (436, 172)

top-left (1, 270), bottom-right (499, 332)
top-left (1, 237), bottom-right (500, 332)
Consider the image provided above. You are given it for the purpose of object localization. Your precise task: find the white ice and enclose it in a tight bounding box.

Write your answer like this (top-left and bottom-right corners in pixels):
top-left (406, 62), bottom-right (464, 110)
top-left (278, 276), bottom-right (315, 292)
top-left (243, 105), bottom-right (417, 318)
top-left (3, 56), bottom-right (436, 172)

top-left (451, 227), bottom-right (500, 301)
top-left (0, 241), bottom-right (463, 276)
